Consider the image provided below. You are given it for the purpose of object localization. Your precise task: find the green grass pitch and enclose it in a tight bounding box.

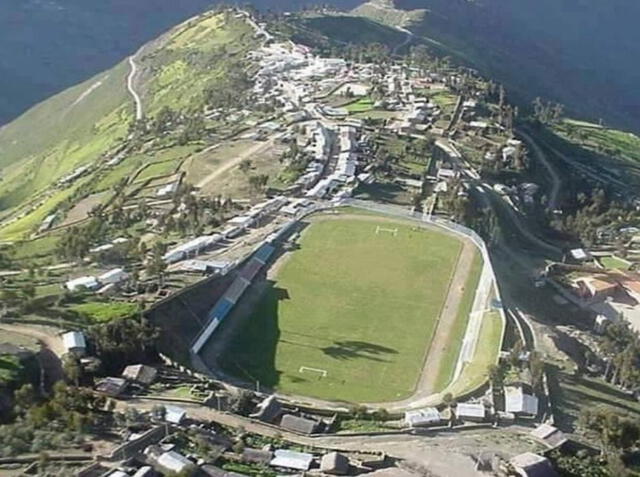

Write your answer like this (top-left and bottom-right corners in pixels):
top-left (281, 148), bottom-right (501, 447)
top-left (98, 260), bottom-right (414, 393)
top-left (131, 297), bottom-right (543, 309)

top-left (221, 216), bottom-right (467, 403)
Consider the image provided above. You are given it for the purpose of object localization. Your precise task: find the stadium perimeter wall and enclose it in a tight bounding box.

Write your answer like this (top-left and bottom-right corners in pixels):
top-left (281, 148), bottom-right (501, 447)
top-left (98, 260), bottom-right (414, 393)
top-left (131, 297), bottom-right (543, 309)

top-left (188, 199), bottom-right (505, 408)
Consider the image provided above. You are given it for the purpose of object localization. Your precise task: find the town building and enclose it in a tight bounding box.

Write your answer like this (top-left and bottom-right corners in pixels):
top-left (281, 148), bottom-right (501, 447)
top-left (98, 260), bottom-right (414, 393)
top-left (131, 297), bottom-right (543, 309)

top-left (320, 451), bottom-right (350, 475)
top-left (404, 408), bottom-right (442, 428)
top-left (62, 331), bottom-right (87, 356)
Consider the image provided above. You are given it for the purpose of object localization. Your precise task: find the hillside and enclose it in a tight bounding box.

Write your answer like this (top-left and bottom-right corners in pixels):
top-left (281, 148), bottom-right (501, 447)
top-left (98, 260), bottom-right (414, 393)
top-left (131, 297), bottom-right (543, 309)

top-left (355, 0), bottom-right (640, 133)
top-left (0, 9), bottom-right (261, 241)
top-left (0, 0), bottom-right (363, 127)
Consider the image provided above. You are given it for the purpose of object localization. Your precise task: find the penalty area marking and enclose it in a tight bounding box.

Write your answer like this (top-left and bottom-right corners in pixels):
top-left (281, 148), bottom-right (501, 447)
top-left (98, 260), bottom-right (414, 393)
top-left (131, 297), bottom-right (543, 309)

top-left (299, 366), bottom-right (327, 378)
top-left (375, 226), bottom-right (398, 236)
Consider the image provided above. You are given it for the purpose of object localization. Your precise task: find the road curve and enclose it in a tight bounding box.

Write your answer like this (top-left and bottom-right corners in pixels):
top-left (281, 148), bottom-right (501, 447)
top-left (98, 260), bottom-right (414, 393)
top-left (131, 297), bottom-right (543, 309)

top-left (127, 55), bottom-right (143, 120)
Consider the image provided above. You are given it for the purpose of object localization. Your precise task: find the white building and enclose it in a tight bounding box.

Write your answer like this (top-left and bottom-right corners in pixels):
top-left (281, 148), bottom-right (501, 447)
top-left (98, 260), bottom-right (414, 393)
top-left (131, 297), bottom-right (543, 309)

top-left (163, 235), bottom-right (222, 264)
top-left (62, 331), bottom-right (86, 356)
top-left (65, 276), bottom-right (100, 292)
top-left (404, 408), bottom-right (442, 428)
top-left (165, 406), bottom-right (187, 424)
top-left (98, 268), bottom-right (129, 285)
top-left (505, 386), bottom-right (539, 416)
top-left (157, 451), bottom-right (192, 475)
top-left (270, 449), bottom-right (313, 471)
top-left (456, 403), bottom-right (486, 422)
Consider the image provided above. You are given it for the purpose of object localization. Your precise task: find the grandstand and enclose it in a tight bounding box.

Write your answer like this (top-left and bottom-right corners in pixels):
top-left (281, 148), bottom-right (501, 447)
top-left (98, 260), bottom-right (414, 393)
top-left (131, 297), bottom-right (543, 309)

top-left (191, 243), bottom-right (275, 355)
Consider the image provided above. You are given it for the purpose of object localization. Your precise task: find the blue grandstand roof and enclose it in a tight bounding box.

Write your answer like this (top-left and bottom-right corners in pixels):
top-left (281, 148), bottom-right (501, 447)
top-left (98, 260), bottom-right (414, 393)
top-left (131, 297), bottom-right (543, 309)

top-left (208, 297), bottom-right (234, 322)
top-left (254, 244), bottom-right (275, 264)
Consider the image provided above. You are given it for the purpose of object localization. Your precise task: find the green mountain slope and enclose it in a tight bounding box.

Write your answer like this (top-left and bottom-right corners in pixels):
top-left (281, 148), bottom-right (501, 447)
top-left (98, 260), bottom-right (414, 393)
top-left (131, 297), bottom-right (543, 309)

top-left (0, 10), bottom-right (259, 241)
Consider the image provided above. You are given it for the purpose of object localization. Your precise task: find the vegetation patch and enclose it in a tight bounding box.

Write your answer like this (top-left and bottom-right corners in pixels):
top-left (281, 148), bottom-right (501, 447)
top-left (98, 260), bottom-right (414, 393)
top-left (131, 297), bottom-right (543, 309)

top-left (70, 301), bottom-right (138, 323)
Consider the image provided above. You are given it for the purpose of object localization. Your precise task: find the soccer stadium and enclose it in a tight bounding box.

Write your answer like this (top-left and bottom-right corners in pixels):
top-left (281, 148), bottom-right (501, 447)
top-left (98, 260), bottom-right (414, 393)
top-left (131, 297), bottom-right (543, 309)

top-left (188, 207), bottom-right (504, 405)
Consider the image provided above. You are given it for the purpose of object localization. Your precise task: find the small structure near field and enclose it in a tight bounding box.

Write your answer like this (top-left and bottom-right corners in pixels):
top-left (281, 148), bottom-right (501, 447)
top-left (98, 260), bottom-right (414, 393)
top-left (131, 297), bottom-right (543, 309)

top-left (530, 424), bottom-right (568, 450)
top-left (320, 452), bottom-right (349, 475)
top-left (122, 364), bottom-right (157, 386)
top-left (509, 452), bottom-right (558, 477)
top-left (505, 386), bottom-right (539, 417)
top-left (404, 408), bottom-right (442, 428)
top-left (456, 403), bottom-right (486, 422)
top-left (279, 414), bottom-right (318, 434)
top-left (270, 449), bottom-right (314, 472)
top-left (62, 331), bottom-right (87, 356)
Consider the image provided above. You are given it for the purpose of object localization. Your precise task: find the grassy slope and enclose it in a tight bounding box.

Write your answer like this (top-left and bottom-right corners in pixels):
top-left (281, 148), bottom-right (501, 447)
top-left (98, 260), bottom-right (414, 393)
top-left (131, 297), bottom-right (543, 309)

top-left (0, 11), bottom-right (258, 241)
top-left (0, 61), bottom-right (131, 211)
top-left (222, 217), bottom-right (463, 403)
top-left (433, 250), bottom-right (483, 392)
top-left (141, 12), bottom-right (255, 116)
top-left (443, 310), bottom-right (504, 398)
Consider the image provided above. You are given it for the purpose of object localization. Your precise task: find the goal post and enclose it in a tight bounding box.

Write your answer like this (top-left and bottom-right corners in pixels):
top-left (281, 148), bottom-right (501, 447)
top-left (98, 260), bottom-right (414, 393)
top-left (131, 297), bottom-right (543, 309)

top-left (375, 226), bottom-right (398, 236)
top-left (299, 366), bottom-right (327, 378)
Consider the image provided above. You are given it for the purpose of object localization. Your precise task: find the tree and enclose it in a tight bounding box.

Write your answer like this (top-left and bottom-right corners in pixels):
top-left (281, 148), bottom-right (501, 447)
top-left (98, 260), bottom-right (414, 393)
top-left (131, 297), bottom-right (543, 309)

top-left (14, 384), bottom-right (38, 413)
top-left (238, 159), bottom-right (253, 174)
top-left (62, 354), bottom-right (82, 386)
top-left (247, 174), bottom-right (269, 195)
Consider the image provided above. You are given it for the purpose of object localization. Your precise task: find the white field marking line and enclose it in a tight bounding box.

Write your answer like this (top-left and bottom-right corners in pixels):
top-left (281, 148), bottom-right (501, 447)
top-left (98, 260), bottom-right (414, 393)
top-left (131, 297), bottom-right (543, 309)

top-left (375, 226), bottom-right (398, 236)
top-left (299, 366), bottom-right (327, 377)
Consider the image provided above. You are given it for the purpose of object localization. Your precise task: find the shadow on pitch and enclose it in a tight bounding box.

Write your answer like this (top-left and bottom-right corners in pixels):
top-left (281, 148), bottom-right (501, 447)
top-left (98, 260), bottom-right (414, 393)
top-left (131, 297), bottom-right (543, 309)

top-left (321, 340), bottom-right (398, 362)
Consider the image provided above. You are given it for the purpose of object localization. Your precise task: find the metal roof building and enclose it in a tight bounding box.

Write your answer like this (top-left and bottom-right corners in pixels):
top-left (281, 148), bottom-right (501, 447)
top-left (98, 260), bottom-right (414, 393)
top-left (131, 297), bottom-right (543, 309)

top-left (505, 386), bottom-right (539, 416)
top-left (270, 449), bottom-right (314, 471)
top-left (404, 407), bottom-right (442, 428)
top-left (65, 276), bottom-right (100, 292)
top-left (456, 403), bottom-right (486, 421)
top-left (62, 331), bottom-right (86, 354)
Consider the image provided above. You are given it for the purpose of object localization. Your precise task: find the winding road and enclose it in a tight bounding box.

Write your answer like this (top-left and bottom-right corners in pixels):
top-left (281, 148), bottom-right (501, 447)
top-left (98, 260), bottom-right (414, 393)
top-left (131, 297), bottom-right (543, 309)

top-left (127, 54), bottom-right (143, 120)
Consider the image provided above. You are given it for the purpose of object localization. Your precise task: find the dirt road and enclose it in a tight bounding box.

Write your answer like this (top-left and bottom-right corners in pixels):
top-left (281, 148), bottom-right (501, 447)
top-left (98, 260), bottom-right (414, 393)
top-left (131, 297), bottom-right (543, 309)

top-left (195, 133), bottom-right (285, 190)
top-left (127, 54), bottom-right (143, 120)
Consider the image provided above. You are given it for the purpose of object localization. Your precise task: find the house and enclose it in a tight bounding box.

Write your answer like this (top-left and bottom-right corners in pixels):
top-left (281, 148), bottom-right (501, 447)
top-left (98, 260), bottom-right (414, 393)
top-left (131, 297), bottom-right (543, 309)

top-left (156, 182), bottom-right (178, 198)
top-left (242, 448), bottom-right (273, 466)
top-left (98, 268), bottom-right (129, 285)
top-left (62, 331), bottom-right (87, 356)
top-left (165, 406), bottom-right (187, 424)
top-left (157, 451), bottom-right (193, 475)
top-left (279, 414), bottom-right (318, 434)
top-left (95, 377), bottom-right (128, 397)
top-left (320, 452), bottom-right (349, 475)
top-left (250, 395), bottom-right (282, 423)
top-left (436, 168), bottom-right (459, 182)
top-left (509, 452), bottom-right (558, 477)
top-left (568, 248), bottom-right (591, 263)
top-left (131, 467), bottom-right (155, 477)
top-left (404, 408), bottom-right (442, 428)
top-left (122, 364), bottom-right (157, 386)
top-left (574, 277), bottom-right (618, 301)
top-left (270, 449), bottom-right (314, 471)
top-left (504, 386), bottom-right (539, 417)
top-left (65, 276), bottom-right (100, 292)
top-left (530, 424), bottom-right (568, 450)
top-left (456, 403), bottom-right (486, 422)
